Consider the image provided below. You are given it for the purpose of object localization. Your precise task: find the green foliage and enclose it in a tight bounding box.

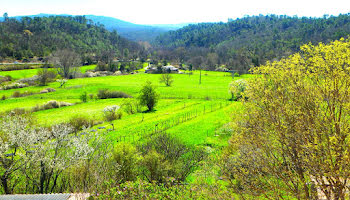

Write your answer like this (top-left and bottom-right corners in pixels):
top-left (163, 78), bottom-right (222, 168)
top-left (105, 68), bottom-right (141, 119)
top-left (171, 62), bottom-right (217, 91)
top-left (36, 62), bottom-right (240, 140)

top-left (138, 81), bottom-right (159, 111)
top-left (112, 143), bottom-right (140, 183)
top-left (224, 38), bottom-right (350, 199)
top-left (0, 15), bottom-right (142, 60)
top-left (155, 14), bottom-right (350, 72)
top-left (139, 132), bottom-right (206, 183)
top-left (37, 68), bottom-right (57, 86)
top-left (80, 91), bottom-right (88, 103)
top-left (69, 114), bottom-right (95, 133)
top-left (121, 98), bottom-right (142, 114)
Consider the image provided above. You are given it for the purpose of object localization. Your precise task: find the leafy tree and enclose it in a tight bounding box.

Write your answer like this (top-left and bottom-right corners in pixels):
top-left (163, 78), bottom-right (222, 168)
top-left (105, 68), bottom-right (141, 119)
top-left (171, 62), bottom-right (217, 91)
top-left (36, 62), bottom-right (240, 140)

top-left (223, 38), bottom-right (350, 199)
top-left (138, 81), bottom-right (159, 111)
top-left (159, 74), bottom-right (174, 87)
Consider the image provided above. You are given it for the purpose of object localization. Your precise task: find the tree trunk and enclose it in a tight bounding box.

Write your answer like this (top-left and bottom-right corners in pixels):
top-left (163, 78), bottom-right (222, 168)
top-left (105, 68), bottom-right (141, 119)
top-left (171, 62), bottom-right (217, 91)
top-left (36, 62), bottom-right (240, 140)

top-left (1, 175), bottom-right (10, 194)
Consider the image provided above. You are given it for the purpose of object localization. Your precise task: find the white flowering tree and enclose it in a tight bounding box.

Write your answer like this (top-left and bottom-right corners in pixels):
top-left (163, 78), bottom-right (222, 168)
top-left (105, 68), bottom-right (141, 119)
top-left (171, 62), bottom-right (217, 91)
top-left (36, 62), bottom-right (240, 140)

top-left (229, 79), bottom-right (247, 101)
top-left (0, 115), bottom-right (40, 194)
top-left (103, 105), bottom-right (121, 121)
top-left (0, 115), bottom-right (93, 194)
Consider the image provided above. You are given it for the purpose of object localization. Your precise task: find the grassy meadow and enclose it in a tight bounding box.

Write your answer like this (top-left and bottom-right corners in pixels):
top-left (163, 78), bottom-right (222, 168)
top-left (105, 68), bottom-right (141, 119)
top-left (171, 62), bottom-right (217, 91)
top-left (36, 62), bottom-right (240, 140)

top-left (0, 69), bottom-right (249, 148)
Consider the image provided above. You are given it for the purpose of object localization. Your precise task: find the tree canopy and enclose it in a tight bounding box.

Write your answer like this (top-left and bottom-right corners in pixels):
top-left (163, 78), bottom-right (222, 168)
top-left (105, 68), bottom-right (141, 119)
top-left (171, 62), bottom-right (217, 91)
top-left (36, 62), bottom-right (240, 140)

top-left (154, 14), bottom-right (350, 72)
top-left (0, 15), bottom-right (143, 61)
top-left (223, 37), bottom-right (350, 199)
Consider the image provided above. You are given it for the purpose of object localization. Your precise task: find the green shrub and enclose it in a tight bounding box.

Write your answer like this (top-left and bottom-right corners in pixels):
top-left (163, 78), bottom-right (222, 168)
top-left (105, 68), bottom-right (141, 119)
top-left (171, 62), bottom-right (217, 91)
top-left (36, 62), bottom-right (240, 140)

top-left (80, 91), bottom-right (88, 103)
top-left (111, 143), bottom-right (140, 183)
top-left (69, 115), bottom-right (95, 133)
top-left (95, 61), bottom-right (108, 71)
top-left (139, 133), bottom-right (206, 183)
top-left (97, 89), bottom-right (132, 99)
top-left (234, 72), bottom-right (240, 77)
top-left (37, 68), bottom-right (57, 86)
top-left (121, 99), bottom-right (142, 114)
top-left (1, 95), bottom-right (6, 100)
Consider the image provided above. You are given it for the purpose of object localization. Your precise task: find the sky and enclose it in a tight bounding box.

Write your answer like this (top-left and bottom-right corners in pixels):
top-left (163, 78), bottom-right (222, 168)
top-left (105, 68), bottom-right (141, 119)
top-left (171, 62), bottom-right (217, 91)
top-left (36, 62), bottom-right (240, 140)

top-left (1, 0), bottom-right (349, 24)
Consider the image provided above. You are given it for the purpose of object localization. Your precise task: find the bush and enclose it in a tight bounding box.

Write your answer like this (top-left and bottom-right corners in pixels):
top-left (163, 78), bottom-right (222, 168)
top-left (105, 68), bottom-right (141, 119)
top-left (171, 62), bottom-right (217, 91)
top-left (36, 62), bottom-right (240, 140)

top-left (40, 88), bottom-right (56, 94)
top-left (111, 143), bottom-right (140, 183)
top-left (37, 68), bottom-right (57, 86)
top-left (0, 75), bottom-right (12, 83)
top-left (138, 81), bottom-right (159, 111)
top-left (69, 115), bottom-right (95, 133)
top-left (2, 82), bottom-right (27, 90)
top-left (229, 79), bottom-right (247, 101)
top-left (139, 132), bottom-right (206, 183)
top-left (234, 72), bottom-right (240, 77)
top-left (31, 100), bottom-right (73, 112)
top-left (95, 61), bottom-right (108, 71)
top-left (17, 76), bottom-right (40, 86)
top-left (12, 90), bottom-right (34, 98)
top-left (97, 89), bottom-right (132, 99)
top-left (121, 99), bottom-right (142, 114)
top-left (103, 105), bottom-right (122, 121)
top-left (80, 91), bottom-right (88, 103)
top-left (1, 95), bottom-right (5, 100)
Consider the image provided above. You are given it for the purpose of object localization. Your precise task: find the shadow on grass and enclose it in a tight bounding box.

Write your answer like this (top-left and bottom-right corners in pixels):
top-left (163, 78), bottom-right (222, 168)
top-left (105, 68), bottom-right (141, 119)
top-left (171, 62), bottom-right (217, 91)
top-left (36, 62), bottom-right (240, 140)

top-left (142, 109), bottom-right (157, 113)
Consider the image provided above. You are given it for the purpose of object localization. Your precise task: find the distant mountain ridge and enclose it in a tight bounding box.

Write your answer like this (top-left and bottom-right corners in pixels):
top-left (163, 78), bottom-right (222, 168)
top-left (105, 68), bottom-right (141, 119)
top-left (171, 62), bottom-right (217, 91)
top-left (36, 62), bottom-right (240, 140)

top-left (0, 13), bottom-right (190, 41)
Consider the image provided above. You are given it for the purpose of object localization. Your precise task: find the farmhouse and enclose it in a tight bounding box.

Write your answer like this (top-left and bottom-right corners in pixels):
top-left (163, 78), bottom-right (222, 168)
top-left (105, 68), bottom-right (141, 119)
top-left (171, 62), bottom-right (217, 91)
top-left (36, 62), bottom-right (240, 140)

top-left (145, 65), bottom-right (179, 73)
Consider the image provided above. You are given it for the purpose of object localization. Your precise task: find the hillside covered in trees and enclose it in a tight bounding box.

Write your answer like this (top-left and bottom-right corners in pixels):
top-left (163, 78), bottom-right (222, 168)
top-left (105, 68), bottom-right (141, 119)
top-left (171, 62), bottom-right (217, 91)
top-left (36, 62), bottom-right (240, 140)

top-left (154, 14), bottom-right (350, 72)
top-left (0, 14), bottom-right (144, 62)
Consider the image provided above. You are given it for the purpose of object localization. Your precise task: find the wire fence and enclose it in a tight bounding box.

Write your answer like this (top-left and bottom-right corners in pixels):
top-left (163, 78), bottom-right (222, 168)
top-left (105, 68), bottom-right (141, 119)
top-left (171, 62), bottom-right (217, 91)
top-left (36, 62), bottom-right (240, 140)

top-left (108, 101), bottom-right (233, 144)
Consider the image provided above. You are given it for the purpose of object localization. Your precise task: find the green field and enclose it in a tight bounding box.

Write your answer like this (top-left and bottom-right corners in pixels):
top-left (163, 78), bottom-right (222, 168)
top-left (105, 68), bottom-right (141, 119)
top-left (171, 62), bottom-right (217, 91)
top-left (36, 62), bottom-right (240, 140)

top-left (0, 69), bottom-right (249, 148)
top-left (0, 65), bottom-right (96, 80)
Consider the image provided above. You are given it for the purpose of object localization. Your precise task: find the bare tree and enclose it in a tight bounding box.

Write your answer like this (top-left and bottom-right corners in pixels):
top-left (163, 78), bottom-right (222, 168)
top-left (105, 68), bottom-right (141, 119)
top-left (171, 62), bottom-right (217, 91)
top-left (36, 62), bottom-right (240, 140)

top-left (159, 74), bottom-right (174, 87)
top-left (51, 49), bottom-right (81, 79)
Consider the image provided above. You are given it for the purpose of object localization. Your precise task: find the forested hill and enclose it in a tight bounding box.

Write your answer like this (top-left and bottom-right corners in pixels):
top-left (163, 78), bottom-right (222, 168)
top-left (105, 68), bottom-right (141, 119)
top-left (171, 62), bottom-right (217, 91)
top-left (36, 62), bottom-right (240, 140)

top-left (0, 15), bottom-right (143, 61)
top-left (154, 14), bottom-right (350, 71)
top-left (0, 14), bottom-right (187, 41)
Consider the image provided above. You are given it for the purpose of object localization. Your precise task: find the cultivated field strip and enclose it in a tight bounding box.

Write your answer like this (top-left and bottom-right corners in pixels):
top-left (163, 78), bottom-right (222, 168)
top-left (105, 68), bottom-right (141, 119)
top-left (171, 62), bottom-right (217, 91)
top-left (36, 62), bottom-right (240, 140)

top-left (101, 100), bottom-right (233, 144)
